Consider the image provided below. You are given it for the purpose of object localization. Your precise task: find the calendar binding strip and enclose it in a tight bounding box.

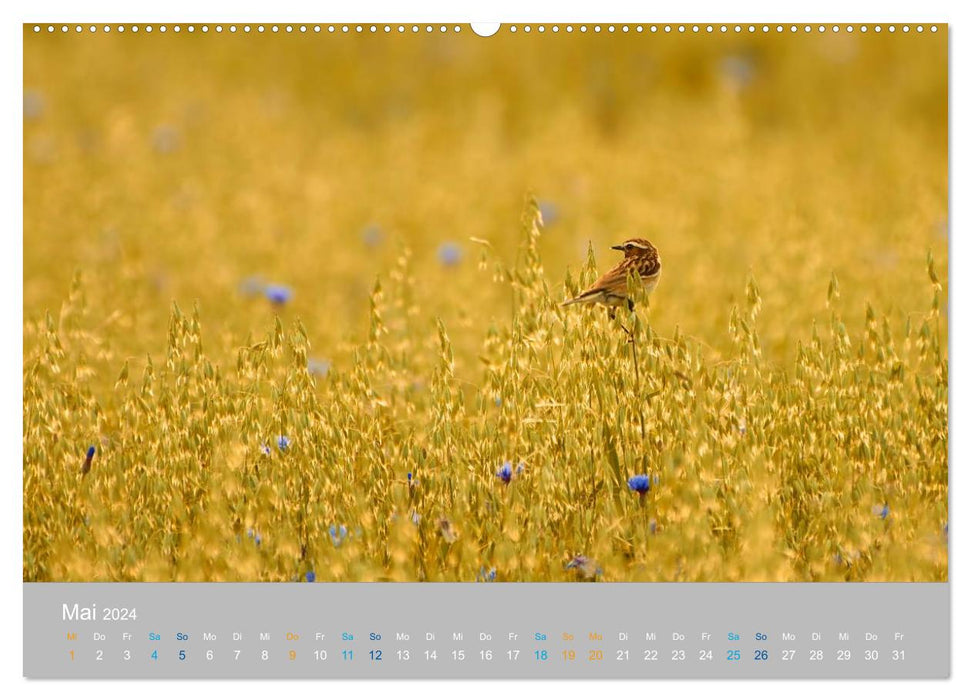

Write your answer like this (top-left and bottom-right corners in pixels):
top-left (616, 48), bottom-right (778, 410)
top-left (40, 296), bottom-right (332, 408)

top-left (27, 23), bottom-right (942, 34)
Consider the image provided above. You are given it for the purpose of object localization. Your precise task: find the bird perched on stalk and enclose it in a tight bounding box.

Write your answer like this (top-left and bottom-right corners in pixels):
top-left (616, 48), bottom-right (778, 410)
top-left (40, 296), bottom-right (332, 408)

top-left (561, 238), bottom-right (661, 317)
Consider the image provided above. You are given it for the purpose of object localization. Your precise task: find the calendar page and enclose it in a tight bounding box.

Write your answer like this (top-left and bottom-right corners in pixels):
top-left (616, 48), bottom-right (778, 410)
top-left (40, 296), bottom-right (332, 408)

top-left (22, 20), bottom-right (948, 680)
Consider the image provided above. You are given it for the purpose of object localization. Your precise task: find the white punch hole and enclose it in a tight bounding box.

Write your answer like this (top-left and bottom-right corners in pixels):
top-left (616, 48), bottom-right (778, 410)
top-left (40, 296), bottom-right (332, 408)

top-left (471, 23), bottom-right (500, 37)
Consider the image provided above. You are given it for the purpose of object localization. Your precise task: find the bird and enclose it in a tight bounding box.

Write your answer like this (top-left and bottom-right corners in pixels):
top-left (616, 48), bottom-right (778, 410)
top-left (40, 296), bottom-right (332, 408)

top-left (561, 238), bottom-right (661, 317)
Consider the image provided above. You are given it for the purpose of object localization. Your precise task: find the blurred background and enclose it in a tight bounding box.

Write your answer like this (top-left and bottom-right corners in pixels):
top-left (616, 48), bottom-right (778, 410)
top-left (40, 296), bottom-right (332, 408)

top-left (24, 26), bottom-right (947, 384)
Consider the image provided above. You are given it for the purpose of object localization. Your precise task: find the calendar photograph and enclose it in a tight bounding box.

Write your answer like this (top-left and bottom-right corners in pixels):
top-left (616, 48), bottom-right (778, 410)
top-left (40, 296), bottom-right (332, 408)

top-left (23, 24), bottom-right (947, 585)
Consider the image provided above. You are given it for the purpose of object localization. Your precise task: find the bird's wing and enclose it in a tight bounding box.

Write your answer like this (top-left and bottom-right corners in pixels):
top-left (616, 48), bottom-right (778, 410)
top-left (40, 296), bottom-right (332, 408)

top-left (584, 264), bottom-right (630, 297)
top-left (561, 263), bottom-right (629, 305)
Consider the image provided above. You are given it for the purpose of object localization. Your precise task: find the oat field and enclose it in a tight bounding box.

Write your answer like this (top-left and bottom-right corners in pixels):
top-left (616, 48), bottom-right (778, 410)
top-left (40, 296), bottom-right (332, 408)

top-left (23, 27), bottom-right (948, 582)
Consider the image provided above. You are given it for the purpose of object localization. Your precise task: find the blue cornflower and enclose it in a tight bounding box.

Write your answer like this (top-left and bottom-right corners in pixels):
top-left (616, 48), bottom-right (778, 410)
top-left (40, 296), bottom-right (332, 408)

top-left (277, 436), bottom-right (291, 452)
top-left (538, 200), bottom-right (559, 227)
top-left (82, 445), bottom-right (95, 476)
top-left (720, 54), bottom-right (756, 90)
top-left (264, 284), bottom-right (293, 305)
top-left (477, 566), bottom-right (497, 582)
top-left (362, 224), bottom-right (384, 248)
top-left (260, 444), bottom-right (272, 456)
top-left (496, 461), bottom-right (514, 484)
top-left (305, 571), bottom-right (316, 583)
top-left (307, 358), bottom-right (331, 377)
top-left (437, 242), bottom-right (463, 267)
top-left (627, 474), bottom-right (651, 495)
top-left (516, 462), bottom-right (525, 475)
top-left (329, 524), bottom-right (348, 547)
top-left (874, 504), bottom-right (890, 520)
top-left (566, 555), bottom-right (602, 579)
top-left (254, 533), bottom-right (262, 546)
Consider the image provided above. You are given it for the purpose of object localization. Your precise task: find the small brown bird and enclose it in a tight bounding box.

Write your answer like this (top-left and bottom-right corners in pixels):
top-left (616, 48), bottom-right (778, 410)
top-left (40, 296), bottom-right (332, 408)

top-left (561, 238), bottom-right (661, 315)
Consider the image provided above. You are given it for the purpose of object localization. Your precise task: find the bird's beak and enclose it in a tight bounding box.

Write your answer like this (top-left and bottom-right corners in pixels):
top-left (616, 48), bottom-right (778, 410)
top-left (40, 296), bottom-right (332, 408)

top-left (611, 244), bottom-right (625, 251)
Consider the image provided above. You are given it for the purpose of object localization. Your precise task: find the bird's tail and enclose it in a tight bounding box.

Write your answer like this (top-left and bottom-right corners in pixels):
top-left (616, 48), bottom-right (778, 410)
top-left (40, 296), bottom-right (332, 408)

top-left (560, 289), bottom-right (601, 307)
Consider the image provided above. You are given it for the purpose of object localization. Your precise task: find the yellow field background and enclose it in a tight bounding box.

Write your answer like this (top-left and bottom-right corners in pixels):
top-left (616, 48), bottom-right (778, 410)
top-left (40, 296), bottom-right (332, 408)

top-left (24, 27), bottom-right (947, 582)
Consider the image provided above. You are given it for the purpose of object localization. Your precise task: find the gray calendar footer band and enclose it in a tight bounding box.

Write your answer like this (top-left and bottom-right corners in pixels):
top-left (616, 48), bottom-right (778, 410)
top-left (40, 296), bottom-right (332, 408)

top-left (24, 582), bottom-right (949, 679)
